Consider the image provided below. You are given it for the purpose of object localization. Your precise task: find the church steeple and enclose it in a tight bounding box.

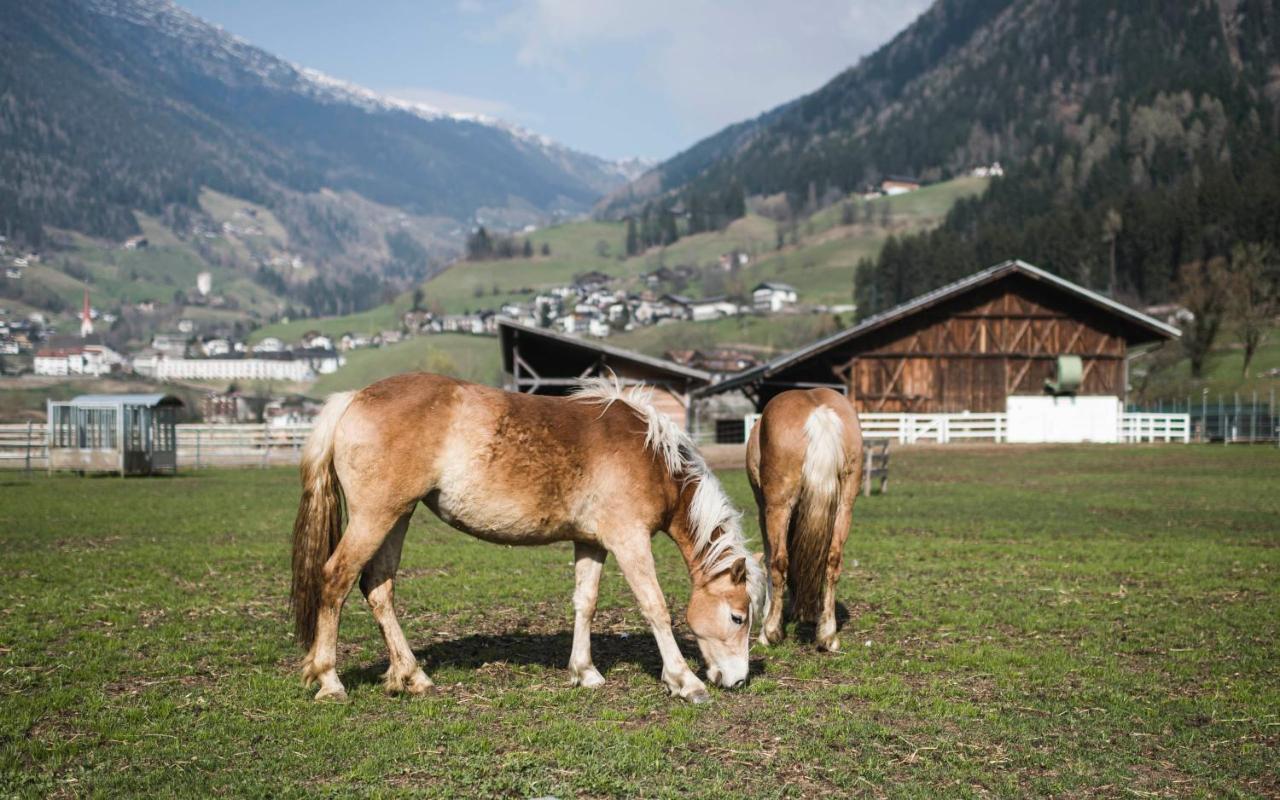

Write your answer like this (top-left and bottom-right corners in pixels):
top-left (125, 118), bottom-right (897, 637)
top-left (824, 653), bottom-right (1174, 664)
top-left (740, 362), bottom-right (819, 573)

top-left (80, 288), bottom-right (94, 338)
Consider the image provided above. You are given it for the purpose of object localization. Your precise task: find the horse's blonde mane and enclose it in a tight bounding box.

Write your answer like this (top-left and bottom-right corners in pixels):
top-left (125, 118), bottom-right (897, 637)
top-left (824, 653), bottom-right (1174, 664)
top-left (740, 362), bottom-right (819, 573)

top-left (572, 377), bottom-right (767, 616)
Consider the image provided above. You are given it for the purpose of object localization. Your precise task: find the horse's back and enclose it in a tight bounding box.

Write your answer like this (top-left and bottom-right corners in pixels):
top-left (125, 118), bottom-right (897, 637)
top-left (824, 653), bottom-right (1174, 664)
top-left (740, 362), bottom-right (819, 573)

top-left (333, 372), bottom-right (671, 543)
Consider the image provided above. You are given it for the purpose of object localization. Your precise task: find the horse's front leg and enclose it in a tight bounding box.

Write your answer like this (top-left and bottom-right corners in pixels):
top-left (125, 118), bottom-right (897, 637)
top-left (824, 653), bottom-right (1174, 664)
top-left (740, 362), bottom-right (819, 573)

top-left (569, 542), bottom-right (606, 688)
top-left (610, 536), bottom-right (710, 704)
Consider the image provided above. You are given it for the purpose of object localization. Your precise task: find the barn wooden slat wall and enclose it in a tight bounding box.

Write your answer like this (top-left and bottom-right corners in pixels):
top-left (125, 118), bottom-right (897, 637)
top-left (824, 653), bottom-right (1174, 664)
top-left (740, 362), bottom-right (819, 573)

top-left (838, 278), bottom-right (1130, 413)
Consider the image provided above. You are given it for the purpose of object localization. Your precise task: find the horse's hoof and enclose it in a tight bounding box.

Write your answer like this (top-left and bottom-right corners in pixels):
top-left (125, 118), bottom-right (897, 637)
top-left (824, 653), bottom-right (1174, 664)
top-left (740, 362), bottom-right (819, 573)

top-left (405, 670), bottom-right (434, 695)
top-left (573, 668), bottom-right (606, 689)
top-left (686, 688), bottom-right (712, 705)
top-left (314, 686), bottom-right (348, 703)
top-left (760, 628), bottom-right (784, 646)
top-left (817, 637), bottom-right (840, 653)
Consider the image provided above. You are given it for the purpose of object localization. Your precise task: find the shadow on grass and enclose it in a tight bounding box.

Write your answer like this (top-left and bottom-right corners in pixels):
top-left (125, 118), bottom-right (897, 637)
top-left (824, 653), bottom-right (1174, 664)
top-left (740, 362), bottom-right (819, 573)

top-left (786, 601), bottom-right (852, 645)
top-left (340, 631), bottom-right (770, 689)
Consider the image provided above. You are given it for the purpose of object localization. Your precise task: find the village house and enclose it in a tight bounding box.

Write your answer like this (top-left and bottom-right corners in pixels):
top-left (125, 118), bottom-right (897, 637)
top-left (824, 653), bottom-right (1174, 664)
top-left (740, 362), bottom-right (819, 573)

top-left (151, 334), bottom-right (190, 358)
top-left (201, 389), bottom-right (257, 424)
top-left (252, 336), bottom-right (286, 353)
top-left (881, 175), bottom-right (921, 195)
top-left (339, 333), bottom-right (375, 350)
top-left (300, 331), bottom-right (334, 351)
top-left (587, 318), bottom-right (611, 338)
top-left (264, 395), bottom-right (322, 428)
top-left (664, 294), bottom-right (740, 322)
top-left (200, 338), bottom-right (233, 357)
top-left (752, 281), bottom-right (799, 313)
top-left (34, 336), bottom-right (125, 377)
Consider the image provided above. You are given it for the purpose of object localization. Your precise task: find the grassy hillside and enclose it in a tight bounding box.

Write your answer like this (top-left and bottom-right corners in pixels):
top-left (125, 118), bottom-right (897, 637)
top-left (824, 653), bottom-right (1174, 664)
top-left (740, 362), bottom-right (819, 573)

top-left (608, 314), bottom-right (848, 360)
top-left (298, 176), bottom-right (989, 345)
top-left (1138, 327), bottom-right (1280, 405)
top-left (310, 334), bottom-right (501, 395)
top-left (261, 176), bottom-right (989, 395)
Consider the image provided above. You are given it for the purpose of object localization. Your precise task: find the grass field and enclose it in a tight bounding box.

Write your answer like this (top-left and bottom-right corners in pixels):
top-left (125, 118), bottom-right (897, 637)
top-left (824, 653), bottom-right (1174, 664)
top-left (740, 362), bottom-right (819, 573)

top-left (3, 446), bottom-right (1277, 796)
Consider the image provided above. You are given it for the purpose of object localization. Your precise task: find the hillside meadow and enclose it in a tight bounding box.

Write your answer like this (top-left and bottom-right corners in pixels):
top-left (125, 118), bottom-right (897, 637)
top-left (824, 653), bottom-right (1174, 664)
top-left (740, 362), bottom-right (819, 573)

top-left (1, 445), bottom-right (1276, 797)
top-left (250, 176), bottom-right (989, 347)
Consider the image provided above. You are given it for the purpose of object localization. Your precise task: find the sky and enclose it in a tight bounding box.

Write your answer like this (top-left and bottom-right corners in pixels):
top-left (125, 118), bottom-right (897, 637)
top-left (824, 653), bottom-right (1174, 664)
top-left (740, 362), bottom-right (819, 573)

top-left (178, 0), bottom-right (932, 162)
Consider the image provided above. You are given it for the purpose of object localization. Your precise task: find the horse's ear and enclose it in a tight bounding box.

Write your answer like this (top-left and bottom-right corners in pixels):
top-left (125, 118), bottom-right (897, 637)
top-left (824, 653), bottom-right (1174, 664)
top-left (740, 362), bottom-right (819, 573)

top-left (729, 557), bottom-right (748, 584)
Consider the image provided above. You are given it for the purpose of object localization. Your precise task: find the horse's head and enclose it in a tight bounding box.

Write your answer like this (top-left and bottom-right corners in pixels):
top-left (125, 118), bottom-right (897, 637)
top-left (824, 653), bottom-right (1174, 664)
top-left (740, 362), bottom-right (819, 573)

top-left (687, 555), bottom-right (756, 689)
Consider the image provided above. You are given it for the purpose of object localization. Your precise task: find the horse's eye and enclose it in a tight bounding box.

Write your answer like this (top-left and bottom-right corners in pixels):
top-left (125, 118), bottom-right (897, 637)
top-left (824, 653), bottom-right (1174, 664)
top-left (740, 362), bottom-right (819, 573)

top-left (730, 613), bottom-right (746, 626)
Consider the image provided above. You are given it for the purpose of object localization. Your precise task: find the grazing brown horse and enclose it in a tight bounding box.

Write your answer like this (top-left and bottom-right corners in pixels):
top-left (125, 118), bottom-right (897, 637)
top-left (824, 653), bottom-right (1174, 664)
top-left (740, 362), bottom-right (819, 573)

top-left (291, 373), bottom-right (765, 703)
top-left (747, 388), bottom-right (863, 652)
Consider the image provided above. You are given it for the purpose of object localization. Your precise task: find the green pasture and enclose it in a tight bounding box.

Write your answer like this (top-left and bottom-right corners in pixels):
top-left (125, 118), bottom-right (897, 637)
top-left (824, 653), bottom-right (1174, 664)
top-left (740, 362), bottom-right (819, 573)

top-left (1, 446), bottom-right (1276, 797)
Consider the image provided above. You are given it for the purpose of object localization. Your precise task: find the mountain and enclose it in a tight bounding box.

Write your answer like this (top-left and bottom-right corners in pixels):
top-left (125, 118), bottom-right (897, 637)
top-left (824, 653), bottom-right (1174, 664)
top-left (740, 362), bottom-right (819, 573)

top-left (0, 0), bottom-right (637, 266)
top-left (608, 0), bottom-right (1280, 311)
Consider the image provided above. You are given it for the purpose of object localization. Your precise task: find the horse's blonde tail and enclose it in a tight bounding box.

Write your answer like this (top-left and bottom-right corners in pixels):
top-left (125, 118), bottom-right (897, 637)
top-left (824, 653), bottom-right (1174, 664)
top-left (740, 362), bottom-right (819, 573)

top-left (290, 390), bottom-right (356, 650)
top-left (788, 405), bottom-right (845, 622)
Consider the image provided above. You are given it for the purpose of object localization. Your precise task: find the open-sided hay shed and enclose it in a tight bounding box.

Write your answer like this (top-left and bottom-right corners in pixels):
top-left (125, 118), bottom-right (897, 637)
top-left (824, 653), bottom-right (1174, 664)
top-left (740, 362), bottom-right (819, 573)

top-left (498, 319), bottom-right (712, 429)
top-left (47, 394), bottom-right (182, 475)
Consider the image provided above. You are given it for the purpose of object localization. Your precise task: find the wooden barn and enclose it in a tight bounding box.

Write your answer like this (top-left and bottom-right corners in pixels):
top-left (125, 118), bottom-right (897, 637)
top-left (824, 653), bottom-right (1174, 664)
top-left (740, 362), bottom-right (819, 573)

top-left (702, 260), bottom-right (1180, 413)
top-left (498, 319), bottom-right (713, 429)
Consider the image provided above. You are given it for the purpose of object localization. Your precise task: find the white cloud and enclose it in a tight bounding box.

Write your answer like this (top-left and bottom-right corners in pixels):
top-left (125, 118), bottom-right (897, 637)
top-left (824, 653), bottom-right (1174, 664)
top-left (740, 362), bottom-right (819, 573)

top-left (494, 0), bottom-right (932, 137)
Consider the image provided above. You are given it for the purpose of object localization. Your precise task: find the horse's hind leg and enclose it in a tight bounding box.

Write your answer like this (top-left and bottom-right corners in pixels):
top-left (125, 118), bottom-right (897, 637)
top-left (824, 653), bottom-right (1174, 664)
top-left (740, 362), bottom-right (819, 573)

top-left (816, 484), bottom-right (857, 653)
top-left (360, 512), bottom-right (432, 695)
top-left (759, 501), bottom-right (795, 646)
top-left (303, 508), bottom-right (403, 701)
top-left (569, 542), bottom-right (606, 689)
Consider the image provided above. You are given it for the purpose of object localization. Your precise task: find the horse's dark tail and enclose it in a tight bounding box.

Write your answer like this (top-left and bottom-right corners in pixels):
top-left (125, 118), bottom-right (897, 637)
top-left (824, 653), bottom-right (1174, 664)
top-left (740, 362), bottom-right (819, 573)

top-left (290, 391), bottom-right (356, 650)
top-left (787, 405), bottom-right (845, 622)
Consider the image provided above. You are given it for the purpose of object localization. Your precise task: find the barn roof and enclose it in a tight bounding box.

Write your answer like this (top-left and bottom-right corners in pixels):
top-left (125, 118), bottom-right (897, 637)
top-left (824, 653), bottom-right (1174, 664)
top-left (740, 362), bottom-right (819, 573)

top-left (701, 259), bottom-right (1181, 397)
top-left (498, 318), bottom-right (713, 385)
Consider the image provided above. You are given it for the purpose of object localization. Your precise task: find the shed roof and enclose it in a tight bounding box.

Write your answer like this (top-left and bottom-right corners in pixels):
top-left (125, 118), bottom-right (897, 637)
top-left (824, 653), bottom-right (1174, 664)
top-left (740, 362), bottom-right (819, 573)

top-left (498, 318), bottom-right (713, 384)
top-left (700, 259), bottom-right (1181, 397)
top-left (68, 393), bottom-right (183, 408)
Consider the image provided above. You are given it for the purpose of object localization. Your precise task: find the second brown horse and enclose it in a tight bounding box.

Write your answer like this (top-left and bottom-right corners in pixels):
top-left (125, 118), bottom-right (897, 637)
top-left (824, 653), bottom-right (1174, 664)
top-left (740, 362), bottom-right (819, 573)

top-left (747, 388), bottom-right (863, 651)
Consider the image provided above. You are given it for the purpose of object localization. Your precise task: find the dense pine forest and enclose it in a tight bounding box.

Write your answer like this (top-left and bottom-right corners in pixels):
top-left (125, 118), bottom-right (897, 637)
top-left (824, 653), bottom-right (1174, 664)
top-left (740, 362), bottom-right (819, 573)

top-left (619, 0), bottom-right (1280, 311)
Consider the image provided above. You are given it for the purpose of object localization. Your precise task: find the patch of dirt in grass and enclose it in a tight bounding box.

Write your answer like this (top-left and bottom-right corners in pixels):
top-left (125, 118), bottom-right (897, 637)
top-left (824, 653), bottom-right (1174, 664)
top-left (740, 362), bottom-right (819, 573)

top-left (104, 671), bottom-right (216, 699)
top-left (52, 535), bottom-right (122, 553)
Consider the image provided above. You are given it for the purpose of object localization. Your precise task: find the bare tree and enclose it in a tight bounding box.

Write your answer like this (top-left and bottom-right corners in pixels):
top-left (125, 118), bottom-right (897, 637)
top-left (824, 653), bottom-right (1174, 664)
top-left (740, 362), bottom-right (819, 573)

top-left (1229, 243), bottom-right (1279, 377)
top-left (1102, 208), bottom-right (1123, 295)
top-left (1178, 257), bottom-right (1231, 378)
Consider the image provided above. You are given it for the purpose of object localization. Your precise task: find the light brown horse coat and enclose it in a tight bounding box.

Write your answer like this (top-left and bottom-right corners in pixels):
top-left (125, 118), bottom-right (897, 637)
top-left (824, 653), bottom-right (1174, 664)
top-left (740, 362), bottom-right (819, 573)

top-left (291, 373), bottom-right (765, 703)
top-left (747, 388), bottom-right (863, 651)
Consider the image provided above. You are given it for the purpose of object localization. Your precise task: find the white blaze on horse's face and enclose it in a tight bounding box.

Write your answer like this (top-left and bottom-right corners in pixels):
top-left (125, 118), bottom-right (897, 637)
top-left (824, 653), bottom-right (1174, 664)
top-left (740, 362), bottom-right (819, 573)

top-left (686, 556), bottom-right (752, 689)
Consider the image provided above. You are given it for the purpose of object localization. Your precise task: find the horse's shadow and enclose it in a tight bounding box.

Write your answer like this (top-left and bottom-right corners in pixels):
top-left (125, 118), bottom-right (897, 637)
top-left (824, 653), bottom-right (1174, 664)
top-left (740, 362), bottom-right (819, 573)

top-left (340, 630), bottom-right (769, 689)
top-left (787, 601), bottom-right (852, 644)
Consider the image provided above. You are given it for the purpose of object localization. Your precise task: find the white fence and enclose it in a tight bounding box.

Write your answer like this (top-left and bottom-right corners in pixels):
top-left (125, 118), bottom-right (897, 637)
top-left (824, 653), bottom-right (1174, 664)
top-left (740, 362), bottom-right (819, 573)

top-left (0, 423), bottom-right (312, 470)
top-left (0, 411), bottom-right (1197, 471)
top-left (736, 412), bottom-right (1189, 445)
top-left (1120, 413), bottom-right (1192, 444)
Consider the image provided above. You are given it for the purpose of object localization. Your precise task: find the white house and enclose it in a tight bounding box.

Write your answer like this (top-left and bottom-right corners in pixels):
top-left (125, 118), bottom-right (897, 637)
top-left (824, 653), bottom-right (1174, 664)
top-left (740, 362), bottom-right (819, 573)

top-left (587, 318), bottom-right (611, 338)
top-left (34, 338), bottom-right (124, 377)
top-left (151, 334), bottom-right (190, 358)
top-left (252, 337), bottom-right (286, 353)
top-left (151, 354), bottom-right (314, 382)
top-left (752, 282), bottom-right (798, 313)
top-left (665, 294), bottom-right (739, 322)
top-left (201, 338), bottom-right (232, 357)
